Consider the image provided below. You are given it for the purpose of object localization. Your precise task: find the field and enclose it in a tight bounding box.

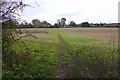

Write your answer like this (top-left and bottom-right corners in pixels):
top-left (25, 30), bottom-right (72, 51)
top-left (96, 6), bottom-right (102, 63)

top-left (3, 28), bottom-right (119, 78)
top-left (21, 28), bottom-right (118, 42)
top-left (61, 28), bottom-right (118, 42)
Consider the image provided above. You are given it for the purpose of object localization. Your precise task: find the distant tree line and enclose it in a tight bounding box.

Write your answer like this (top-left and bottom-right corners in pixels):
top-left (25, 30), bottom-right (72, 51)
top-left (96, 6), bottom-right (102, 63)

top-left (3, 18), bottom-right (120, 28)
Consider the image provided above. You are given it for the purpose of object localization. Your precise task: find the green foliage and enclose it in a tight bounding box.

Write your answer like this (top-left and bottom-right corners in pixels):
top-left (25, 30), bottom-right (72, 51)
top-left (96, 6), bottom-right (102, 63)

top-left (2, 39), bottom-right (57, 78)
top-left (67, 44), bottom-right (118, 78)
top-left (32, 19), bottom-right (41, 28)
top-left (70, 21), bottom-right (76, 27)
top-left (53, 23), bottom-right (60, 28)
top-left (81, 22), bottom-right (90, 27)
top-left (2, 28), bottom-right (119, 78)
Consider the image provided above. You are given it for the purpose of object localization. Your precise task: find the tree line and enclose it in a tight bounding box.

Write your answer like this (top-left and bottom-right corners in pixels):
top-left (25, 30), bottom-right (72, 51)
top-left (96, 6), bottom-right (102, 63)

top-left (2, 16), bottom-right (120, 29)
top-left (3, 19), bottom-right (120, 28)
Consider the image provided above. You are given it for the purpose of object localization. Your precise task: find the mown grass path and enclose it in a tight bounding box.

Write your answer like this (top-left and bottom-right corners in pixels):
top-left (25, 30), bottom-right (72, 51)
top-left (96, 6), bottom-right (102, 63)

top-left (56, 29), bottom-right (70, 78)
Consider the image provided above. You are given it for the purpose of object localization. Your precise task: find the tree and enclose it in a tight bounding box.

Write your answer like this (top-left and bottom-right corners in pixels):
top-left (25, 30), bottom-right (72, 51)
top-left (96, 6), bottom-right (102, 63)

top-left (2, 19), bottom-right (16, 29)
top-left (1, 0), bottom-right (35, 78)
top-left (20, 20), bottom-right (29, 28)
top-left (28, 23), bottom-right (33, 28)
top-left (60, 18), bottom-right (66, 27)
top-left (1, 0), bottom-right (31, 47)
top-left (32, 19), bottom-right (41, 28)
top-left (41, 21), bottom-right (51, 28)
top-left (100, 22), bottom-right (104, 27)
top-left (53, 23), bottom-right (60, 28)
top-left (57, 19), bottom-right (61, 26)
top-left (18, 21), bottom-right (33, 28)
top-left (81, 22), bottom-right (90, 27)
top-left (1, 0), bottom-right (29, 22)
top-left (70, 21), bottom-right (76, 27)
top-left (19, 22), bottom-right (25, 28)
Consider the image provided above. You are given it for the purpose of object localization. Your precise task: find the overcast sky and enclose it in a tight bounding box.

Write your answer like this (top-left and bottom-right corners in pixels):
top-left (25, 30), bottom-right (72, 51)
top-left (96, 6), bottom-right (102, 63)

top-left (21, 0), bottom-right (119, 25)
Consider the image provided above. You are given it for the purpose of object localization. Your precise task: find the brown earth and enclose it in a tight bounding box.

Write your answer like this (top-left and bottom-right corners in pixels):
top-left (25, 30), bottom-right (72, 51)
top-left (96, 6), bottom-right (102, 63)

top-left (61, 28), bottom-right (119, 43)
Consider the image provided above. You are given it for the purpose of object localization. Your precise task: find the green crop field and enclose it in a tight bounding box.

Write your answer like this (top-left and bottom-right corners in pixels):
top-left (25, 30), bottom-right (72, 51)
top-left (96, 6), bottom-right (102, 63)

top-left (3, 28), bottom-right (119, 78)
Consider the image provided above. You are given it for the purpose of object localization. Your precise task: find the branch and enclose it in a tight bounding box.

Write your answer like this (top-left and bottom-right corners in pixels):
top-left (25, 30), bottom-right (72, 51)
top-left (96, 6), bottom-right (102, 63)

top-left (2, 3), bottom-right (19, 17)
top-left (5, 34), bottom-right (35, 49)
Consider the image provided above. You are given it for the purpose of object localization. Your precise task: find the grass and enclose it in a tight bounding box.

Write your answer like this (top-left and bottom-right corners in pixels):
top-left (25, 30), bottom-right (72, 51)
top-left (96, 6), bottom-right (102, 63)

top-left (56, 29), bottom-right (118, 78)
top-left (67, 44), bottom-right (118, 78)
top-left (3, 28), bottom-right (119, 78)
